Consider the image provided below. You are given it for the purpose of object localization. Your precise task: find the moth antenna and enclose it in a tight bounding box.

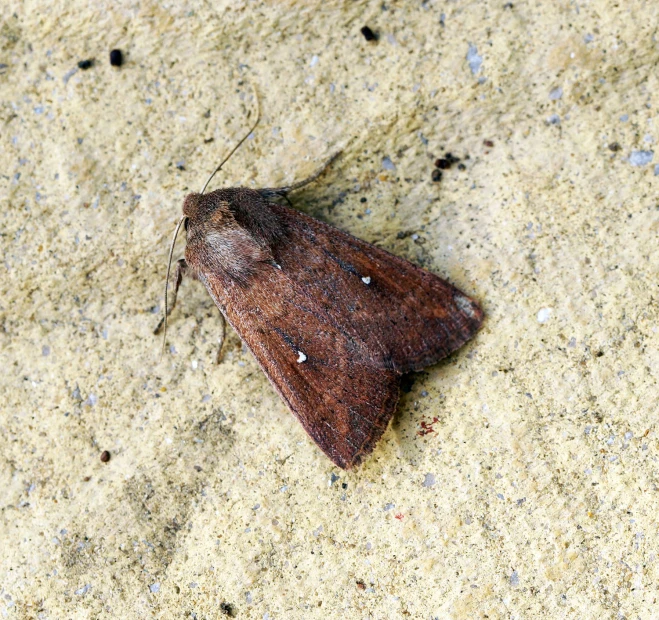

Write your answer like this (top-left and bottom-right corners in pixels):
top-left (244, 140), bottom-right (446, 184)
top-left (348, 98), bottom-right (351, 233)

top-left (257, 151), bottom-right (342, 201)
top-left (200, 85), bottom-right (261, 195)
top-left (161, 215), bottom-right (187, 361)
top-left (278, 151), bottom-right (342, 194)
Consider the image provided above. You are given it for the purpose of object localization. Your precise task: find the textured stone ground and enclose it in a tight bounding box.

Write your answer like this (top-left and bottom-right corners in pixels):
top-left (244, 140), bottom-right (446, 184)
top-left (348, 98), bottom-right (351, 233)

top-left (1, 1), bottom-right (658, 618)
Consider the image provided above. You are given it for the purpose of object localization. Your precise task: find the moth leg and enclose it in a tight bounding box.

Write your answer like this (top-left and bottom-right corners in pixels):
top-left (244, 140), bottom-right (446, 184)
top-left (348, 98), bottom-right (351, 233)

top-left (258, 151), bottom-right (341, 200)
top-left (153, 258), bottom-right (191, 335)
top-left (215, 314), bottom-right (227, 364)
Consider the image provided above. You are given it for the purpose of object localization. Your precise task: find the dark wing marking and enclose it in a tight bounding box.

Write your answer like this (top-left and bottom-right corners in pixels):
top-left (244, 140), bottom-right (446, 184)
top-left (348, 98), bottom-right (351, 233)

top-left (190, 198), bottom-right (482, 469)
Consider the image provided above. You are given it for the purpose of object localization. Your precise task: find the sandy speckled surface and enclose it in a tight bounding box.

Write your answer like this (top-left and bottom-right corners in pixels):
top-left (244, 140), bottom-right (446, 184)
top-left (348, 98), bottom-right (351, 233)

top-left (1, 1), bottom-right (658, 618)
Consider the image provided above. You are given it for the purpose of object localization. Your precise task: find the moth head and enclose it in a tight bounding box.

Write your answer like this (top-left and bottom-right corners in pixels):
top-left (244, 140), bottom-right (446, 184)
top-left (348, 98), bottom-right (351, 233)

top-left (182, 192), bottom-right (204, 221)
top-left (182, 192), bottom-right (232, 228)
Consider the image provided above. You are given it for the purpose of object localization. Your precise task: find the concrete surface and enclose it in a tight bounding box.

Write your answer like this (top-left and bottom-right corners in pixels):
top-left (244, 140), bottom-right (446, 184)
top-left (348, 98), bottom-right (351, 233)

top-left (1, 1), bottom-right (658, 618)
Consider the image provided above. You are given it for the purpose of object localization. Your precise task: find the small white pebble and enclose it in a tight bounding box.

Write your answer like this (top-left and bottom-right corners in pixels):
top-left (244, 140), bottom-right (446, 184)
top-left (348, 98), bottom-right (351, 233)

top-left (297, 351), bottom-right (307, 363)
top-left (629, 150), bottom-right (654, 166)
top-left (382, 156), bottom-right (396, 170)
top-left (537, 308), bottom-right (552, 323)
top-left (362, 276), bottom-right (371, 284)
top-left (549, 87), bottom-right (563, 100)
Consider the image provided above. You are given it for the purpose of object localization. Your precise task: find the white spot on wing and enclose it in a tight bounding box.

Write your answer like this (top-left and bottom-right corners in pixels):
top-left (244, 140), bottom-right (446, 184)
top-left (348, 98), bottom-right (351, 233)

top-left (361, 276), bottom-right (371, 284)
top-left (296, 350), bottom-right (307, 363)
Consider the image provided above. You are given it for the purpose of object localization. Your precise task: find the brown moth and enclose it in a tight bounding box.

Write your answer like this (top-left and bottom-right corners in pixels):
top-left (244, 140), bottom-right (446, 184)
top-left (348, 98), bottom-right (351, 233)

top-left (160, 135), bottom-right (483, 470)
